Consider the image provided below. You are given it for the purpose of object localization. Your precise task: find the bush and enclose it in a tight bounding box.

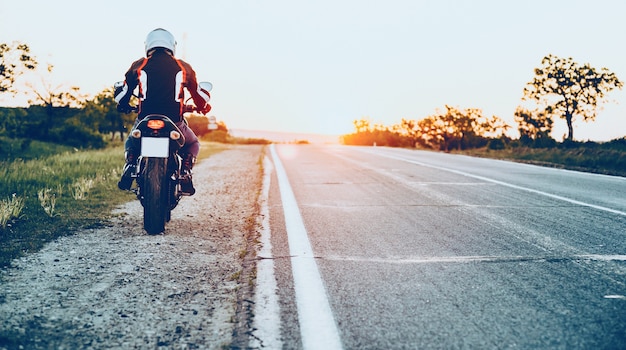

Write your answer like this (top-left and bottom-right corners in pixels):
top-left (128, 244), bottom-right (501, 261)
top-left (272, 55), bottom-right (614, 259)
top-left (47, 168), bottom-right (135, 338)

top-left (48, 124), bottom-right (106, 149)
top-left (201, 130), bottom-right (230, 143)
top-left (604, 137), bottom-right (626, 151)
top-left (187, 115), bottom-right (211, 138)
top-left (487, 138), bottom-right (506, 150)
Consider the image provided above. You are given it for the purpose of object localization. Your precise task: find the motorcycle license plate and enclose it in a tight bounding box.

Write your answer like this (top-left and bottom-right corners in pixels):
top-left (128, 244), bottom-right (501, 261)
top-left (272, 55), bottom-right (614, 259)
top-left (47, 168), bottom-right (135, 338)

top-left (141, 137), bottom-right (169, 158)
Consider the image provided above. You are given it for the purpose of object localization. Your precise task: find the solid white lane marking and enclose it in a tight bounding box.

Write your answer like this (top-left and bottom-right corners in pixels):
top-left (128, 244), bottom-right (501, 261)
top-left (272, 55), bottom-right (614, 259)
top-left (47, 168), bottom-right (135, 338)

top-left (270, 144), bottom-right (343, 350)
top-left (366, 150), bottom-right (626, 217)
top-left (322, 254), bottom-right (626, 264)
top-left (250, 156), bottom-right (282, 349)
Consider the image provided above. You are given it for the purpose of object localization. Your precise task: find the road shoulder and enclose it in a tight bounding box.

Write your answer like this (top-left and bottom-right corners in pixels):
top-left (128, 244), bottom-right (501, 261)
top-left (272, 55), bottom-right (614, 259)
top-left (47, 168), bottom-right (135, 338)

top-left (0, 144), bottom-right (265, 349)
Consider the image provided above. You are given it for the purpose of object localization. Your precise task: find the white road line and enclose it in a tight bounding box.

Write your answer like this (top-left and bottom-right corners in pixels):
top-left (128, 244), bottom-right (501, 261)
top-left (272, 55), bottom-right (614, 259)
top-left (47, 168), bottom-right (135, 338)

top-left (322, 254), bottom-right (626, 264)
top-left (270, 144), bottom-right (343, 350)
top-left (367, 150), bottom-right (626, 217)
top-left (250, 156), bottom-right (282, 349)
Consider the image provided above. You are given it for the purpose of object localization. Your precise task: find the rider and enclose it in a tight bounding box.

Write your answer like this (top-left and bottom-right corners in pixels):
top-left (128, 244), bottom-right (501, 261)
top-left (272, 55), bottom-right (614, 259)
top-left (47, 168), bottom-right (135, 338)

top-left (115, 28), bottom-right (211, 196)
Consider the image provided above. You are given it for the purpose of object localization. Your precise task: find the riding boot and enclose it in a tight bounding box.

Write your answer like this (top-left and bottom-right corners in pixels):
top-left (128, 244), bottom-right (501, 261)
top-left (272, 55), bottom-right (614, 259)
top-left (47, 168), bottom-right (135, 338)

top-left (180, 153), bottom-right (196, 196)
top-left (118, 151), bottom-right (137, 191)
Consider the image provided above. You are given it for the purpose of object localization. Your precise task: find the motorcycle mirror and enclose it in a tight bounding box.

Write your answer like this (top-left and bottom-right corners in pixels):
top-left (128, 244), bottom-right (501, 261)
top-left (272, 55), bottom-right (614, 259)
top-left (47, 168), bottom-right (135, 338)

top-left (199, 82), bottom-right (213, 92)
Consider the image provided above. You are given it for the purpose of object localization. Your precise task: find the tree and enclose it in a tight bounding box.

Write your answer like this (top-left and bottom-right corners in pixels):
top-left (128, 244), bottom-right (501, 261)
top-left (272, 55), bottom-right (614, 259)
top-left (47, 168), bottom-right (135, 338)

top-left (342, 118), bottom-right (376, 145)
top-left (523, 54), bottom-right (623, 141)
top-left (399, 118), bottom-right (423, 147)
top-left (342, 117), bottom-right (410, 146)
top-left (344, 110), bottom-right (510, 150)
top-left (421, 106), bottom-right (502, 151)
top-left (514, 106), bottom-right (554, 147)
top-left (0, 107), bottom-right (28, 138)
top-left (26, 64), bottom-right (86, 138)
top-left (415, 115), bottom-right (445, 149)
top-left (0, 42), bottom-right (37, 93)
top-left (476, 114), bottom-right (510, 139)
top-left (353, 118), bottom-right (372, 133)
top-left (80, 87), bottom-right (133, 141)
top-left (187, 114), bottom-right (227, 138)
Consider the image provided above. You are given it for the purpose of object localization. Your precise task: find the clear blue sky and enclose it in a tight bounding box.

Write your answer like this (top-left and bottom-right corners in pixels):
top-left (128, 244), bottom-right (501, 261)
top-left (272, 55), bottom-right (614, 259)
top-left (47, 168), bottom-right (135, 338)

top-left (1, 0), bottom-right (625, 140)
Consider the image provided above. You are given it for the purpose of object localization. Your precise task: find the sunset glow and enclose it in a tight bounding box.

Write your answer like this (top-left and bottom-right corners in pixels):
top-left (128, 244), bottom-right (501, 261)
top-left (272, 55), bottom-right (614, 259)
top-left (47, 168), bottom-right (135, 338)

top-left (1, 0), bottom-right (625, 141)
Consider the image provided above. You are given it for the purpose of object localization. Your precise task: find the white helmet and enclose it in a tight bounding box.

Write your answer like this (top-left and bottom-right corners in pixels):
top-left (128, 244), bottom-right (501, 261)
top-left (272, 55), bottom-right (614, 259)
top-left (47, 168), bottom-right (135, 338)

top-left (145, 28), bottom-right (176, 56)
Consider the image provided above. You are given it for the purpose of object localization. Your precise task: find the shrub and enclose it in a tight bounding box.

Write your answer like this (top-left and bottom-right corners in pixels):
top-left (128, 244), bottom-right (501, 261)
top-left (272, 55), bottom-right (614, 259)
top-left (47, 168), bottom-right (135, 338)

top-left (488, 138), bottom-right (506, 150)
top-left (0, 194), bottom-right (25, 229)
top-left (38, 188), bottom-right (57, 217)
top-left (48, 124), bottom-right (106, 149)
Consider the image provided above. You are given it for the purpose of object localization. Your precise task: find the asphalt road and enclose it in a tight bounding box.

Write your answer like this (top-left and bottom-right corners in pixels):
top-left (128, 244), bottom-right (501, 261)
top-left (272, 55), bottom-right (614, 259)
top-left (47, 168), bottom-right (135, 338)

top-left (261, 144), bottom-right (626, 350)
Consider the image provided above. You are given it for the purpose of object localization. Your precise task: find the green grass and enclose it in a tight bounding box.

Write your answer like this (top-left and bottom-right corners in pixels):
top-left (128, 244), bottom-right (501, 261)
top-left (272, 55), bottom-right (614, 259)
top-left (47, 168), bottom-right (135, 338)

top-left (456, 146), bottom-right (626, 177)
top-left (0, 136), bottom-right (75, 161)
top-left (0, 140), bottom-right (227, 268)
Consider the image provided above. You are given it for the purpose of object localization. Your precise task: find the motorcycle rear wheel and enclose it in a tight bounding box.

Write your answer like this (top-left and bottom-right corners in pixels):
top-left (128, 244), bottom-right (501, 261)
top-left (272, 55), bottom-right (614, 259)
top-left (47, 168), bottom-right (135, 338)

top-left (142, 157), bottom-right (169, 234)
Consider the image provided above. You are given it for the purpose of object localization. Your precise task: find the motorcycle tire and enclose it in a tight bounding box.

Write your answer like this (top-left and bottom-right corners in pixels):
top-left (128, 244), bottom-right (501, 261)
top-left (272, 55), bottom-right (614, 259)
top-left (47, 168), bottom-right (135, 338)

top-left (142, 157), bottom-right (169, 234)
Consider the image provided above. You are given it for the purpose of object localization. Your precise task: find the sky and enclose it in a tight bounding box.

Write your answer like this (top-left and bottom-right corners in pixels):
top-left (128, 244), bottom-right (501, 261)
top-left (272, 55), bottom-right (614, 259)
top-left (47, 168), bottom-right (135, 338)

top-left (1, 0), bottom-right (626, 141)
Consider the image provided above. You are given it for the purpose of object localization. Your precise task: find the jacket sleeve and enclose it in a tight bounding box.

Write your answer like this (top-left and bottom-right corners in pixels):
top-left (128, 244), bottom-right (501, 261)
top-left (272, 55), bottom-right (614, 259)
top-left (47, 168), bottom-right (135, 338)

top-left (115, 58), bottom-right (143, 107)
top-left (180, 60), bottom-right (210, 109)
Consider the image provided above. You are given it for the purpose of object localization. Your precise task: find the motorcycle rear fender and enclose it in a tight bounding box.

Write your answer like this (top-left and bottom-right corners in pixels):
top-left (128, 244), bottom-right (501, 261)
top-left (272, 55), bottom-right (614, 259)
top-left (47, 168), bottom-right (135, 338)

top-left (130, 114), bottom-right (186, 150)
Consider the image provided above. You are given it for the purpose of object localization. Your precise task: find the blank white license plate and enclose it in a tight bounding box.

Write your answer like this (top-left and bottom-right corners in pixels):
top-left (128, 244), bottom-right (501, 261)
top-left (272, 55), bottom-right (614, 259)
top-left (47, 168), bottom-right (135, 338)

top-left (141, 137), bottom-right (169, 158)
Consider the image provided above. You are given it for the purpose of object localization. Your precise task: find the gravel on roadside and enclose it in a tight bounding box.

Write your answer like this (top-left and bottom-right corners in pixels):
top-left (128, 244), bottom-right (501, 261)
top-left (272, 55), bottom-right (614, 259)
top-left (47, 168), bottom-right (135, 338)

top-left (0, 144), bottom-right (265, 350)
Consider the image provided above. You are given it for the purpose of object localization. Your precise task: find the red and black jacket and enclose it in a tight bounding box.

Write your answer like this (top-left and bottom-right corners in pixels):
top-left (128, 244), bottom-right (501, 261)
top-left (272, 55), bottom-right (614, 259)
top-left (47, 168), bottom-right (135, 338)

top-left (115, 49), bottom-right (210, 123)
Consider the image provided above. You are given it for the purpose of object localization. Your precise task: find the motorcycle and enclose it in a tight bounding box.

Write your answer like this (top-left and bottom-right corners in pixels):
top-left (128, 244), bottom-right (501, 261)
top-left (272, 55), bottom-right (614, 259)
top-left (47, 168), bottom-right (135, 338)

top-left (114, 81), bottom-right (213, 234)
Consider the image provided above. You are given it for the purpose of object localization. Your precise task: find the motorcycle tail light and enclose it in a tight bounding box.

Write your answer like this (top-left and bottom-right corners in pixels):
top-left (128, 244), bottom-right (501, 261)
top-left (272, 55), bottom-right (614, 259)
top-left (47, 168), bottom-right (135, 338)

top-left (147, 120), bottom-right (166, 130)
top-left (131, 129), bottom-right (142, 138)
top-left (170, 130), bottom-right (181, 140)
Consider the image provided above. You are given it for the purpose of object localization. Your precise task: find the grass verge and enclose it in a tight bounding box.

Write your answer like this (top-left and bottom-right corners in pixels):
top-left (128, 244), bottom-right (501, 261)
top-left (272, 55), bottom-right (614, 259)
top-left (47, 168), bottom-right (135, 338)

top-left (455, 147), bottom-right (626, 178)
top-left (0, 141), bottom-right (227, 268)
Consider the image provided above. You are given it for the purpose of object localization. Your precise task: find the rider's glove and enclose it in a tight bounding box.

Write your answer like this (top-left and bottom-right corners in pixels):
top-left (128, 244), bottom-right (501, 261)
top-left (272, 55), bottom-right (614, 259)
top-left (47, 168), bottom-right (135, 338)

top-left (117, 104), bottom-right (133, 114)
top-left (200, 103), bottom-right (212, 114)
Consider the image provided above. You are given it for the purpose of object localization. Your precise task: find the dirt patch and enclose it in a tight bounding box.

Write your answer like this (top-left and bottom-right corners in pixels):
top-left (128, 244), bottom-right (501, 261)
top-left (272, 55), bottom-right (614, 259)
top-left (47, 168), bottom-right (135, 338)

top-left (0, 145), bottom-right (265, 349)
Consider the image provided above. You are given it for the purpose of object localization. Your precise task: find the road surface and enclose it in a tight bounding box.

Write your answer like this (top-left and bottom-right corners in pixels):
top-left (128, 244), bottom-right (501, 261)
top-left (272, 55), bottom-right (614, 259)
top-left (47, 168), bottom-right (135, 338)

top-left (256, 144), bottom-right (626, 349)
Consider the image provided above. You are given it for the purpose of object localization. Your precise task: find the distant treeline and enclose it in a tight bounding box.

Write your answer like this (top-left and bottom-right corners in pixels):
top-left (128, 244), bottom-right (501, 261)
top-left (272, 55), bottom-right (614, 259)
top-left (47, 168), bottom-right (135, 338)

top-left (341, 113), bottom-right (626, 152)
top-left (0, 102), bottom-right (232, 153)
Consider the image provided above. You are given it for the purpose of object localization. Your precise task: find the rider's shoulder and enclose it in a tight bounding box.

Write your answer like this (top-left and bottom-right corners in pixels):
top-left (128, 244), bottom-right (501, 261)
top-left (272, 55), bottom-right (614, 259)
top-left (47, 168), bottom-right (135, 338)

top-left (176, 58), bottom-right (196, 72)
top-left (129, 57), bottom-right (148, 69)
